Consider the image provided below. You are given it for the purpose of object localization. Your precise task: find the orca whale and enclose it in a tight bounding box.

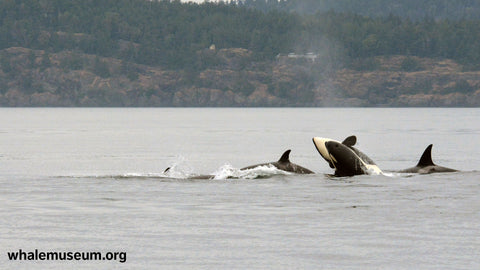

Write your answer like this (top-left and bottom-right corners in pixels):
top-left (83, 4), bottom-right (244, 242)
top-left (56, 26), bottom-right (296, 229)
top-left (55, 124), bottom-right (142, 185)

top-left (398, 144), bottom-right (457, 174)
top-left (312, 136), bottom-right (382, 176)
top-left (164, 149), bottom-right (314, 179)
top-left (240, 149), bottom-right (314, 174)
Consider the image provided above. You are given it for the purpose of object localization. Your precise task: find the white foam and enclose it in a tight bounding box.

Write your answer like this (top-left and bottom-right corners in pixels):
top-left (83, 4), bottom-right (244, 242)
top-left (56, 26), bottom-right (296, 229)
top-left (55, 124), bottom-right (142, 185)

top-left (365, 164), bottom-right (383, 175)
top-left (211, 164), bottom-right (292, 180)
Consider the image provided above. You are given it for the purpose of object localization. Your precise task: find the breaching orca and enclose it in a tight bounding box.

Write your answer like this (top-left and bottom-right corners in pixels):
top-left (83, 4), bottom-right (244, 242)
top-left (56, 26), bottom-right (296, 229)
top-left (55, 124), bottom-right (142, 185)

top-left (398, 144), bottom-right (457, 174)
top-left (312, 135), bottom-right (382, 176)
top-left (164, 149), bottom-right (314, 179)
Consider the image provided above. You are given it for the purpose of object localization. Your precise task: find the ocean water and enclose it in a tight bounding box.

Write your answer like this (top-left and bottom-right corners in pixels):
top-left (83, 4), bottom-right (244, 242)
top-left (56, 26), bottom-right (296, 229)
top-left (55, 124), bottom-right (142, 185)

top-left (1, 108), bottom-right (479, 269)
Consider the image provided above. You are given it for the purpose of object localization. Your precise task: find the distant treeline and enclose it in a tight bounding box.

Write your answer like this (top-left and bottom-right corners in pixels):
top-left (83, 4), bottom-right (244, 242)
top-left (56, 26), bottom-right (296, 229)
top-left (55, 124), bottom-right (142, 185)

top-left (2, 0), bottom-right (480, 70)
top-left (240, 0), bottom-right (480, 20)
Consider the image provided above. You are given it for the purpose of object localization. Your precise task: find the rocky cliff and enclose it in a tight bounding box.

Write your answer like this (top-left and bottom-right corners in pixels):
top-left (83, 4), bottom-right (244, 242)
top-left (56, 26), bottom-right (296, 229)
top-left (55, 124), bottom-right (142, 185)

top-left (1, 47), bottom-right (479, 107)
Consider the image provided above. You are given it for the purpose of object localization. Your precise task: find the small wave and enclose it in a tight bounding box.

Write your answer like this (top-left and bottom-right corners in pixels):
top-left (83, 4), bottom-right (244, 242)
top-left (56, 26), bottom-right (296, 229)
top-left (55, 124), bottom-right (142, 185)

top-left (60, 172), bottom-right (169, 180)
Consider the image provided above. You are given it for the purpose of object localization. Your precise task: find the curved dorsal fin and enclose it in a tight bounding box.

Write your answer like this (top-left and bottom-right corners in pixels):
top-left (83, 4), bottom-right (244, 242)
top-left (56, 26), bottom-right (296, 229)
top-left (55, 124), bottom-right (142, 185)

top-left (278, 150), bottom-right (291, 163)
top-left (417, 144), bottom-right (435, 167)
top-left (342, 135), bottom-right (357, 147)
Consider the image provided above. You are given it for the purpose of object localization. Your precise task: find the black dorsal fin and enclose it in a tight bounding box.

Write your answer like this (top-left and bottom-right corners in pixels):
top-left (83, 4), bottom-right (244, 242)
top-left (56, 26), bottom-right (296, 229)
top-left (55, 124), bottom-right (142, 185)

top-left (278, 150), bottom-right (291, 163)
top-left (342, 135), bottom-right (357, 147)
top-left (417, 144), bottom-right (435, 167)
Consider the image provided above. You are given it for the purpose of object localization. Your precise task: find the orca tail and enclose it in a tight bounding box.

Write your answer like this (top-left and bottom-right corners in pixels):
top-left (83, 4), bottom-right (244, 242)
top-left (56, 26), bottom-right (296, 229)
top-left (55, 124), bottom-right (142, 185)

top-left (416, 144), bottom-right (435, 167)
top-left (278, 150), bottom-right (291, 163)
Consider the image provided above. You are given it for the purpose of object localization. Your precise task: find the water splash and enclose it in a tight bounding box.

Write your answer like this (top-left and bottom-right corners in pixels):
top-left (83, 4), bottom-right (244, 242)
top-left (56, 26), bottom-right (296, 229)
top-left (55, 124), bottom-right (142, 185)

top-left (162, 155), bottom-right (196, 179)
top-left (214, 164), bottom-right (292, 180)
top-left (62, 161), bottom-right (295, 181)
top-left (164, 163), bottom-right (293, 180)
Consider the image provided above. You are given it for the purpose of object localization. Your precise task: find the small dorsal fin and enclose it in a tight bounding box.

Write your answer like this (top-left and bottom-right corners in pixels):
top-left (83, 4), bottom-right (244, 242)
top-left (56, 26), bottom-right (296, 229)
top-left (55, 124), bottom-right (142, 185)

top-left (417, 144), bottom-right (435, 167)
top-left (278, 150), bottom-right (291, 163)
top-left (342, 135), bottom-right (357, 147)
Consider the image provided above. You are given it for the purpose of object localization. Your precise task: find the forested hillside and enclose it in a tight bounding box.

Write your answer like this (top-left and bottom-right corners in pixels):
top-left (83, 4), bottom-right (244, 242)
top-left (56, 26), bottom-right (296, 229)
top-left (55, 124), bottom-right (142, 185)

top-left (0, 0), bottom-right (299, 69)
top-left (242, 0), bottom-right (480, 20)
top-left (1, 0), bottom-right (480, 106)
top-left (3, 0), bottom-right (480, 69)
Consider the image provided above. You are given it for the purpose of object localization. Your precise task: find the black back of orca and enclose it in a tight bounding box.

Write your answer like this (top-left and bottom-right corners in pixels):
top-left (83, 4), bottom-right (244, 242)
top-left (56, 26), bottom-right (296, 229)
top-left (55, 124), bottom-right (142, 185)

top-left (241, 150), bottom-right (314, 174)
top-left (399, 144), bottom-right (457, 174)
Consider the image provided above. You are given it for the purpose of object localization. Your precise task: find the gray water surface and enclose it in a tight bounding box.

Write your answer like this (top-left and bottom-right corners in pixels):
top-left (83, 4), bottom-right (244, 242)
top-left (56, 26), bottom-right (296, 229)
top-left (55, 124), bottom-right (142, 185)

top-left (1, 108), bottom-right (479, 269)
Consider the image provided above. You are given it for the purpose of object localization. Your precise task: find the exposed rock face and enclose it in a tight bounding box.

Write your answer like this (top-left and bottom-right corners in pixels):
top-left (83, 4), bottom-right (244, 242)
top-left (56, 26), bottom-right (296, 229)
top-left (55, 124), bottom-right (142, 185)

top-left (315, 56), bottom-right (480, 106)
top-left (1, 48), bottom-right (479, 107)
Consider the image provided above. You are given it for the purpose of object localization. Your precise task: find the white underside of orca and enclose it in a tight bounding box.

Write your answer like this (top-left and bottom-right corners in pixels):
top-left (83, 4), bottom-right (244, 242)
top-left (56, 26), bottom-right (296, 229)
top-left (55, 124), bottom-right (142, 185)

top-left (312, 137), bottom-right (333, 163)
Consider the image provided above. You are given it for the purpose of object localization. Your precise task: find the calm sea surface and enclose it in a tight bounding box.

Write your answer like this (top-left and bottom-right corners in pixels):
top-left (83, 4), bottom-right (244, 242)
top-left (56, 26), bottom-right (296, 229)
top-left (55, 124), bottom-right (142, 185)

top-left (1, 108), bottom-right (479, 269)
